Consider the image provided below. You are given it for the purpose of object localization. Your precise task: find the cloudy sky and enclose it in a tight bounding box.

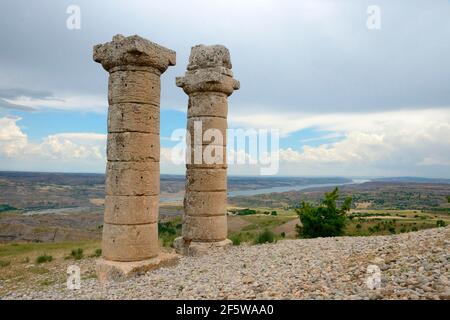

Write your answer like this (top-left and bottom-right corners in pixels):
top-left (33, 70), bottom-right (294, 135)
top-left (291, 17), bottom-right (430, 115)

top-left (0, 0), bottom-right (449, 177)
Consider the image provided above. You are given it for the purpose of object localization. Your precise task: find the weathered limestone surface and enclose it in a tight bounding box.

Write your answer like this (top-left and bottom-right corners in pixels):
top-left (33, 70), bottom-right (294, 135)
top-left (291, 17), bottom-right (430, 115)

top-left (94, 34), bottom-right (178, 281)
top-left (184, 191), bottom-right (227, 216)
top-left (174, 45), bottom-right (239, 255)
top-left (182, 215), bottom-right (228, 241)
top-left (186, 168), bottom-right (227, 191)
top-left (96, 252), bottom-right (179, 283)
top-left (102, 223), bottom-right (159, 261)
top-left (108, 103), bottom-right (160, 134)
top-left (105, 161), bottom-right (159, 196)
top-left (187, 93), bottom-right (228, 118)
top-left (187, 117), bottom-right (227, 145)
top-left (187, 145), bottom-right (227, 167)
top-left (107, 132), bottom-right (159, 162)
top-left (108, 70), bottom-right (161, 105)
top-left (104, 195), bottom-right (158, 225)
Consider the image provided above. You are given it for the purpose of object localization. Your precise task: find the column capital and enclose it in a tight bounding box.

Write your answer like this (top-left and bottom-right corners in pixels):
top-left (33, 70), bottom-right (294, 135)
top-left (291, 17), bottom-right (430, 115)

top-left (176, 45), bottom-right (240, 96)
top-left (93, 34), bottom-right (176, 73)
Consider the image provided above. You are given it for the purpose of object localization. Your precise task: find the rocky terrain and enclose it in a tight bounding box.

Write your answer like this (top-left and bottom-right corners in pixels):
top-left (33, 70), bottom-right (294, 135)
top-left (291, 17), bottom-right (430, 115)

top-left (3, 226), bottom-right (449, 300)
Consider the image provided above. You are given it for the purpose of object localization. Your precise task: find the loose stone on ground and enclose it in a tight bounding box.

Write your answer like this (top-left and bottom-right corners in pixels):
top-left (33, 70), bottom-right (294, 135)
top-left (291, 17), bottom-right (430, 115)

top-left (4, 227), bottom-right (448, 300)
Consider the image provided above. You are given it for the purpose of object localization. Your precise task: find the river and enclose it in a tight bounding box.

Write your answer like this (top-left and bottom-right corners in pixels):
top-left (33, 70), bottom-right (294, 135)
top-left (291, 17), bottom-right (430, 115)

top-left (160, 179), bottom-right (370, 203)
top-left (24, 179), bottom-right (370, 214)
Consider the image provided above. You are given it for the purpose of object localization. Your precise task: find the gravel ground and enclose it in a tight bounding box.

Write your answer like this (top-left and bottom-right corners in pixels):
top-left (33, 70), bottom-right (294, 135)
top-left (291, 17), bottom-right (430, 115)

top-left (3, 227), bottom-right (449, 300)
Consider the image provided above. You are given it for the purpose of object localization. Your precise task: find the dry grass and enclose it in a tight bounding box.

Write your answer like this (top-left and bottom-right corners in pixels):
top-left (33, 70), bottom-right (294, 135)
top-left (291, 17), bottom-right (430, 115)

top-left (0, 240), bottom-right (100, 296)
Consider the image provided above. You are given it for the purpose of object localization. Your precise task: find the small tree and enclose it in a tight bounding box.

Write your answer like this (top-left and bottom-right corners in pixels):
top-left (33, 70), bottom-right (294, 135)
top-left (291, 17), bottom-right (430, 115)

top-left (437, 220), bottom-right (446, 227)
top-left (295, 187), bottom-right (351, 238)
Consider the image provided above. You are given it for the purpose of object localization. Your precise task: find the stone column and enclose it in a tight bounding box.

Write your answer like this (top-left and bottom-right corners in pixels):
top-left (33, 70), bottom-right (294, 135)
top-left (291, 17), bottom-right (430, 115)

top-left (174, 45), bottom-right (239, 255)
top-left (93, 34), bottom-right (179, 281)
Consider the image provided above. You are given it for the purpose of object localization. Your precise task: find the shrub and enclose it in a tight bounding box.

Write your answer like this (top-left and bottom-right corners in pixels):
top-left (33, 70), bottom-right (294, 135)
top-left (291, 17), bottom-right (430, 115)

top-left (36, 254), bottom-right (53, 264)
top-left (94, 249), bottom-right (102, 257)
top-left (436, 220), bottom-right (446, 227)
top-left (158, 220), bottom-right (181, 247)
top-left (158, 222), bottom-right (177, 235)
top-left (254, 229), bottom-right (275, 244)
top-left (230, 234), bottom-right (242, 246)
top-left (355, 224), bottom-right (362, 230)
top-left (71, 248), bottom-right (84, 260)
top-left (295, 187), bottom-right (351, 238)
top-left (237, 208), bottom-right (257, 216)
top-left (388, 226), bottom-right (396, 234)
top-left (280, 232), bottom-right (286, 238)
top-left (0, 204), bottom-right (18, 213)
top-left (271, 211), bottom-right (277, 216)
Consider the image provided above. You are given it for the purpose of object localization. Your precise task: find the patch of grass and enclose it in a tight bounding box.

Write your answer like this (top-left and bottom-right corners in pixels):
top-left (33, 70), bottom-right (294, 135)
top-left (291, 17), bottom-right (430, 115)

top-left (93, 248), bottom-right (102, 257)
top-left (229, 233), bottom-right (242, 246)
top-left (241, 215), bottom-right (292, 231)
top-left (82, 272), bottom-right (97, 280)
top-left (0, 240), bottom-right (101, 296)
top-left (36, 254), bottom-right (53, 264)
top-left (32, 226), bottom-right (53, 234)
top-left (254, 229), bottom-right (275, 244)
top-left (0, 240), bottom-right (100, 258)
top-left (0, 259), bottom-right (11, 267)
top-left (40, 279), bottom-right (56, 286)
top-left (344, 214), bottom-right (443, 236)
top-left (29, 266), bottom-right (50, 275)
top-left (70, 248), bottom-right (84, 260)
top-left (349, 212), bottom-right (391, 218)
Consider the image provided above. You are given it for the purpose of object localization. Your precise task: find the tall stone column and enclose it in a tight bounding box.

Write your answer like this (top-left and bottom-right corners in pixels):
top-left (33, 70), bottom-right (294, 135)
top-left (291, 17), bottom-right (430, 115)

top-left (174, 45), bottom-right (240, 255)
top-left (93, 34), bottom-right (178, 281)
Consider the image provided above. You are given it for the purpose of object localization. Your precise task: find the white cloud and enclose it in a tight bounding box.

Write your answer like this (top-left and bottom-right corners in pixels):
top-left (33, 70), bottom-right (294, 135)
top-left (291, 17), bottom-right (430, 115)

top-left (2, 107), bottom-right (450, 178)
top-left (231, 107), bottom-right (450, 135)
top-left (0, 116), bottom-right (28, 156)
top-left (3, 94), bottom-right (107, 113)
top-left (0, 117), bottom-right (106, 172)
top-left (228, 108), bottom-right (450, 177)
top-left (300, 132), bottom-right (344, 143)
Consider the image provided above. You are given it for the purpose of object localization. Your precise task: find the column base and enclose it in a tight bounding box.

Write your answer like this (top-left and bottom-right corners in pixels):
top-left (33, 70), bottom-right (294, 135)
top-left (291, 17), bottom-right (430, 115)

top-left (96, 252), bottom-right (180, 283)
top-left (173, 237), bottom-right (232, 256)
